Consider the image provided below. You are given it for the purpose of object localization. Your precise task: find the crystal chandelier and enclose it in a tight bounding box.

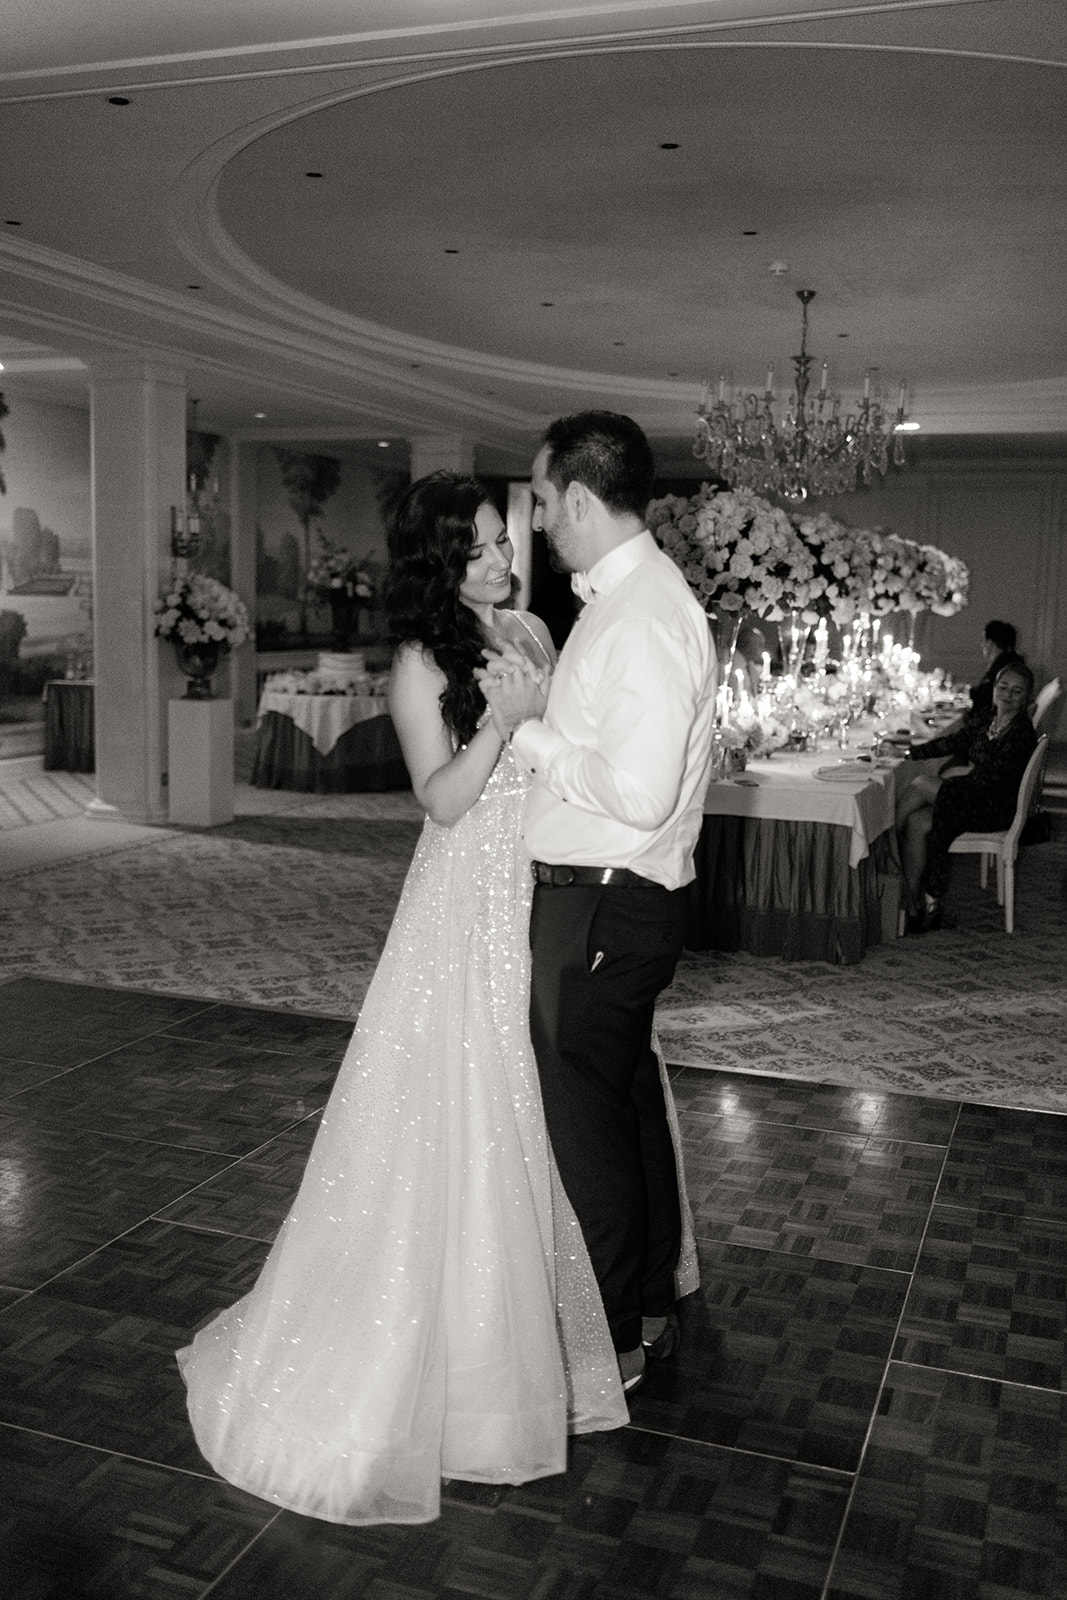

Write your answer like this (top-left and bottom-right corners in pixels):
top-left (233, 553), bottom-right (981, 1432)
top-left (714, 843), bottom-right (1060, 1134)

top-left (693, 289), bottom-right (908, 500)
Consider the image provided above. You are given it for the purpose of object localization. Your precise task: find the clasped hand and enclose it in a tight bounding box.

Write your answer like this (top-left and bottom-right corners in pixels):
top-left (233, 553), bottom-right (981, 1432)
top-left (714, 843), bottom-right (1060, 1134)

top-left (475, 643), bottom-right (549, 742)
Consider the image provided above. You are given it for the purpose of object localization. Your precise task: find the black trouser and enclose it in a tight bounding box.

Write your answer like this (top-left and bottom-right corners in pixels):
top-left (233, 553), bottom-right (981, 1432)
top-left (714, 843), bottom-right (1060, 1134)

top-left (529, 880), bottom-right (685, 1353)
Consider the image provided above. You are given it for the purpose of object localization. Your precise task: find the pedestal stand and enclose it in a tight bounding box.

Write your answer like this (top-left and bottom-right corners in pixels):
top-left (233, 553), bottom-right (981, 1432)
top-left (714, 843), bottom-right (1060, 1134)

top-left (168, 698), bottom-right (234, 826)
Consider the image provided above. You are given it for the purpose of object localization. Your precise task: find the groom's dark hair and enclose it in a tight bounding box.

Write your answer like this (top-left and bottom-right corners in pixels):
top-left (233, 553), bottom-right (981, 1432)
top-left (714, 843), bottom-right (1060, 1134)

top-left (542, 411), bottom-right (654, 521)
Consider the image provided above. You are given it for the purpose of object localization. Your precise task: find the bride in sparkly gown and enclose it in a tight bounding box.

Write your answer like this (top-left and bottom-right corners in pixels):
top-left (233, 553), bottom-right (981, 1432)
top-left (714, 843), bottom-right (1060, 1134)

top-left (178, 472), bottom-right (694, 1526)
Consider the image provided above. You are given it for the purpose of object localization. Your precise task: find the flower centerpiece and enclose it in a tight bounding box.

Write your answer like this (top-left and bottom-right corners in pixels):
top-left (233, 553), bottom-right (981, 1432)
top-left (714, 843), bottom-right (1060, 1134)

top-left (648, 484), bottom-right (808, 652)
top-left (305, 535), bottom-right (376, 646)
top-left (154, 572), bottom-right (250, 698)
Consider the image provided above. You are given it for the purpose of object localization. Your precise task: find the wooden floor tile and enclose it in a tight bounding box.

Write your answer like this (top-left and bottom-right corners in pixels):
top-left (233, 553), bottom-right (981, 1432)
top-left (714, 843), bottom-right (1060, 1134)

top-left (826, 1363), bottom-right (1067, 1599)
top-left (0, 1428), bottom-right (277, 1600)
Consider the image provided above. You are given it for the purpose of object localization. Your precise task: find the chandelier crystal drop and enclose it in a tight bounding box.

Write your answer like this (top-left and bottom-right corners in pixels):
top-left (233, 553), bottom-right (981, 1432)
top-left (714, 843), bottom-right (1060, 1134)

top-left (693, 289), bottom-right (907, 500)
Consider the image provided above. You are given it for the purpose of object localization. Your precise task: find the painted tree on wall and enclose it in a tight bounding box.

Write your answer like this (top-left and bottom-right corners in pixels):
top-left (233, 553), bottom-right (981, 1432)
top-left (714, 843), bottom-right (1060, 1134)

top-left (272, 448), bottom-right (342, 637)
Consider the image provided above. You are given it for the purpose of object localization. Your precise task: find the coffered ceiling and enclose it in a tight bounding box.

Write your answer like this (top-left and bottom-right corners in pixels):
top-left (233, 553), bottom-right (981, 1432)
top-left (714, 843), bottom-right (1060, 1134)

top-left (0, 0), bottom-right (1064, 475)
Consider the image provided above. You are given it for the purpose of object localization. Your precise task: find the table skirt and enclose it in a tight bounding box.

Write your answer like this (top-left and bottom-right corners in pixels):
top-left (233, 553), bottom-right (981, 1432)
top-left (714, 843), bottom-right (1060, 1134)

top-left (684, 814), bottom-right (899, 964)
top-left (43, 681), bottom-right (95, 772)
top-left (251, 709), bottom-right (409, 793)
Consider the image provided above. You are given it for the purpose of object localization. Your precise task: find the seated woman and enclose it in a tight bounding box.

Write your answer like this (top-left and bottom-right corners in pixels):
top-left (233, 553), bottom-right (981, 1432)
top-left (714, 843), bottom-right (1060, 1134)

top-left (895, 661), bottom-right (1037, 932)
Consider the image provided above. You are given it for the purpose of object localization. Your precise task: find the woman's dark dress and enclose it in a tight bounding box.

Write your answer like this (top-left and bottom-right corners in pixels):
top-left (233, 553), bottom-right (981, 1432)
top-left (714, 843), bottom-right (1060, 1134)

top-left (909, 708), bottom-right (1037, 897)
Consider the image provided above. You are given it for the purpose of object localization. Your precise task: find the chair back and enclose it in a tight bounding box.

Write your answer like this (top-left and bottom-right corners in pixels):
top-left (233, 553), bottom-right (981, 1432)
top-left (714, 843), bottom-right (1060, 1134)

top-left (1032, 677), bottom-right (1062, 729)
top-left (1004, 735), bottom-right (1049, 849)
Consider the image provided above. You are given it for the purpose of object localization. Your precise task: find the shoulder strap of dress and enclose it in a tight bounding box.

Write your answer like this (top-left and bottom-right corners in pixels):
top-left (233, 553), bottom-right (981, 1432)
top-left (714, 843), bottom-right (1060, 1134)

top-left (509, 610), bottom-right (552, 667)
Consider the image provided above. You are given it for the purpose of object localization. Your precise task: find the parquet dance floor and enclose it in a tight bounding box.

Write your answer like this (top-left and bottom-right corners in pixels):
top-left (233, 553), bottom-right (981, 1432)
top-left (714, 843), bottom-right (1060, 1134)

top-left (2, 974), bottom-right (1065, 1598)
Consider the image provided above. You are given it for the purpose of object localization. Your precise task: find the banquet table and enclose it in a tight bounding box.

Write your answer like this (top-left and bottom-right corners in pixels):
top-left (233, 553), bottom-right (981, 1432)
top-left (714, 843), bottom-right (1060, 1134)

top-left (685, 745), bottom-right (903, 964)
top-left (251, 690), bottom-right (409, 792)
top-left (43, 679), bottom-right (95, 772)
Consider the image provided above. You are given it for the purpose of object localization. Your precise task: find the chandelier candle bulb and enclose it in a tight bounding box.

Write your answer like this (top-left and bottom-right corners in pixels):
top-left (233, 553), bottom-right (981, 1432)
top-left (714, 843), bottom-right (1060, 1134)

top-left (699, 380), bottom-right (709, 411)
top-left (761, 650), bottom-right (771, 684)
top-left (820, 363), bottom-right (828, 396)
top-left (766, 367), bottom-right (774, 395)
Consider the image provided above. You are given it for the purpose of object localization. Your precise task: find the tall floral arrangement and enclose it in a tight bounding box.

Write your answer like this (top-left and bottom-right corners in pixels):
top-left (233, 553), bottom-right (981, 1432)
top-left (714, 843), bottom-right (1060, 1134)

top-left (154, 573), bottom-right (250, 649)
top-left (647, 485), bottom-right (809, 623)
top-left (649, 484), bottom-right (969, 640)
top-left (304, 534), bottom-right (376, 606)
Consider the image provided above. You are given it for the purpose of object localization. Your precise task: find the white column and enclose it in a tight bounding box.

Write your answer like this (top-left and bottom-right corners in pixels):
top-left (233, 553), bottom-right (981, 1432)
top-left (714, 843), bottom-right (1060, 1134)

top-left (89, 358), bottom-right (186, 824)
top-left (506, 481), bottom-right (534, 611)
top-left (230, 439), bottom-right (259, 728)
top-left (409, 434), bottom-right (474, 479)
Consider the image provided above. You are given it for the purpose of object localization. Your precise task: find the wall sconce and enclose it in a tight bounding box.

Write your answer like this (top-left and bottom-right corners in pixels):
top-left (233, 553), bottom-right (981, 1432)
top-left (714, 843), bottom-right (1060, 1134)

top-left (170, 473), bottom-right (201, 561)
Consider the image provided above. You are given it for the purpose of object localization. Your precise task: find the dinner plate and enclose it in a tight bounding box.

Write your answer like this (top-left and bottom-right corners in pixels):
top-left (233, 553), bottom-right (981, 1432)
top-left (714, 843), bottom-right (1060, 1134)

top-left (813, 763), bottom-right (872, 782)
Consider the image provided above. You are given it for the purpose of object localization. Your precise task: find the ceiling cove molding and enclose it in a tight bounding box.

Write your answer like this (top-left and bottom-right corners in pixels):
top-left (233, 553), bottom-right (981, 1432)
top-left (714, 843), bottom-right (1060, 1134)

top-left (0, 291), bottom-right (522, 438)
top-left (3, 2), bottom-right (1063, 101)
top-left (0, 236), bottom-right (537, 431)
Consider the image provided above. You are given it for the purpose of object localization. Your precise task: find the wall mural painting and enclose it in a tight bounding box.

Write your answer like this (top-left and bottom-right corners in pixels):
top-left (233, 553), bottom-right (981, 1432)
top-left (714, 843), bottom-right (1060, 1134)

top-left (254, 444), bottom-right (403, 653)
top-left (0, 395), bottom-right (94, 752)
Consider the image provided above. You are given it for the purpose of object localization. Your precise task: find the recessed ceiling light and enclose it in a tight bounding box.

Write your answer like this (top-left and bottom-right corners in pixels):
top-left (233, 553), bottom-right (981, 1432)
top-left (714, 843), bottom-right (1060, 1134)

top-left (305, 171), bottom-right (323, 178)
top-left (254, 412), bottom-right (267, 420)
top-left (742, 230), bottom-right (758, 236)
top-left (444, 248), bottom-right (459, 255)
top-left (108, 96), bottom-right (131, 106)
top-left (837, 333), bottom-right (849, 339)
top-left (377, 440), bottom-right (390, 448)
top-left (660, 142), bottom-right (679, 150)
top-left (540, 301), bottom-right (554, 307)
top-left (187, 284), bottom-right (201, 291)
top-left (5, 219), bottom-right (21, 227)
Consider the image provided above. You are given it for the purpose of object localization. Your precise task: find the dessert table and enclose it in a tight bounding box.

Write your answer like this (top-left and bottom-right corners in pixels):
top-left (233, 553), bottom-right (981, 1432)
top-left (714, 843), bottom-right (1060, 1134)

top-left (685, 746), bottom-right (903, 964)
top-left (251, 690), bottom-right (409, 793)
top-left (43, 679), bottom-right (95, 772)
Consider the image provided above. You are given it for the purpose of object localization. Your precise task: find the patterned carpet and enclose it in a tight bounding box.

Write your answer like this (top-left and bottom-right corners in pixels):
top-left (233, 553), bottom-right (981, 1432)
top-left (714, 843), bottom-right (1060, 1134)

top-left (1, 771), bottom-right (1065, 1112)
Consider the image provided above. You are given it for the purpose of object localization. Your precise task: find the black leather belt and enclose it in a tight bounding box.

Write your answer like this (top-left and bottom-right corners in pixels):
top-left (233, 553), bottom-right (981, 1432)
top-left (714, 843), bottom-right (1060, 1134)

top-left (532, 861), bottom-right (660, 889)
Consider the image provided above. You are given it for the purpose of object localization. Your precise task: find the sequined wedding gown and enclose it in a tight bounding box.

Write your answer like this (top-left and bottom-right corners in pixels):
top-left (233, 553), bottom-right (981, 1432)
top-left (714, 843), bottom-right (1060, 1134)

top-left (178, 747), bottom-right (639, 1526)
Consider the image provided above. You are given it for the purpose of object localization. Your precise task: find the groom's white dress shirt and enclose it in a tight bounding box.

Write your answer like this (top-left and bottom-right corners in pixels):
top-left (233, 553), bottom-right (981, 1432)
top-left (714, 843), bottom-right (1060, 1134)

top-left (511, 531), bottom-right (716, 890)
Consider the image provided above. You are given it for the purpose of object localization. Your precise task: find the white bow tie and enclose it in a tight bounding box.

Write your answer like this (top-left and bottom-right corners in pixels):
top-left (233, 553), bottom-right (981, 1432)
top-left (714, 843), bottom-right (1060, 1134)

top-left (571, 571), bottom-right (595, 605)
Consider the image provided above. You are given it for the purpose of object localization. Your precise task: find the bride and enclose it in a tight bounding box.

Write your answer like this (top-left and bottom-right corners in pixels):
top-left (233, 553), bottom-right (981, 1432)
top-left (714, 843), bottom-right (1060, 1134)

top-left (178, 471), bottom-right (692, 1526)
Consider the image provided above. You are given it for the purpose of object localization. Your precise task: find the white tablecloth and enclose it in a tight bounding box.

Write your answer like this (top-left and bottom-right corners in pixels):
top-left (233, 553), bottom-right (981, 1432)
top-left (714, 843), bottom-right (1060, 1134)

top-left (704, 748), bottom-right (900, 868)
top-left (256, 692), bottom-right (390, 757)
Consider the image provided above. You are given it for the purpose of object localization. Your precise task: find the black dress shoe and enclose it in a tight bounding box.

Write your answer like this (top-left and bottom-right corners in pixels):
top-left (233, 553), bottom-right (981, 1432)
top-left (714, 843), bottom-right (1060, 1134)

top-left (642, 1310), bottom-right (681, 1360)
top-left (920, 902), bottom-right (943, 933)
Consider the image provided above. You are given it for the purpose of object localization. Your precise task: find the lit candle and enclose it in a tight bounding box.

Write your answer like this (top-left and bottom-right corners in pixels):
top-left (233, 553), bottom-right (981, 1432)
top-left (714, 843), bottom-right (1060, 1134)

top-left (897, 381), bottom-right (906, 416)
top-left (699, 380), bottom-right (709, 412)
top-left (820, 362), bottom-right (828, 396)
top-left (766, 366), bottom-right (775, 395)
top-left (863, 371), bottom-right (871, 400)
top-left (718, 374), bottom-right (726, 403)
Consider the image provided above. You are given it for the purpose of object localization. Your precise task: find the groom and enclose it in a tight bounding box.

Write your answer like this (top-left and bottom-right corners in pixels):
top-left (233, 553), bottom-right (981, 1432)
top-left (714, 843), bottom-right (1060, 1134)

top-left (481, 411), bottom-right (716, 1392)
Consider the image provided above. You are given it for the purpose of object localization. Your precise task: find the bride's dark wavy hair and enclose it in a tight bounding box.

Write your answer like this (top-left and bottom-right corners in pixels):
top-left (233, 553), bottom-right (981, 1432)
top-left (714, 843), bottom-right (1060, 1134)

top-left (383, 470), bottom-right (497, 744)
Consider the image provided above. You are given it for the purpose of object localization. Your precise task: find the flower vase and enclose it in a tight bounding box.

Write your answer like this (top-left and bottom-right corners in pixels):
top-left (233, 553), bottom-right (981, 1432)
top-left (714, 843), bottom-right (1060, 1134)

top-left (708, 610), bottom-right (743, 672)
top-left (175, 641), bottom-right (222, 699)
top-left (328, 592), bottom-right (358, 648)
top-left (784, 610), bottom-right (811, 680)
